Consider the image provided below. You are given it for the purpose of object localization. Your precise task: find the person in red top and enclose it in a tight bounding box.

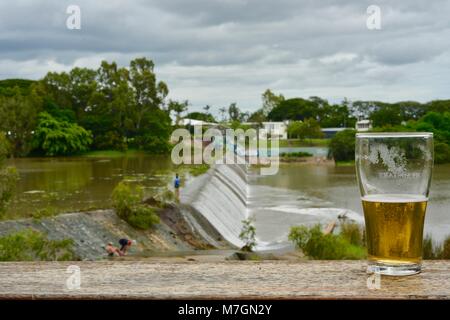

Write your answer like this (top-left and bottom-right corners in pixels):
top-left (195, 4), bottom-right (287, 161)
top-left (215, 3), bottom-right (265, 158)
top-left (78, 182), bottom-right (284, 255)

top-left (118, 238), bottom-right (136, 255)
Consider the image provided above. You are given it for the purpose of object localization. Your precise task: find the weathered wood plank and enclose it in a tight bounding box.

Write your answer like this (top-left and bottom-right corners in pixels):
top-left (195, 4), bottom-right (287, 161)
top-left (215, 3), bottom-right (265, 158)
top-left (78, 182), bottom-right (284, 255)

top-left (0, 261), bottom-right (449, 299)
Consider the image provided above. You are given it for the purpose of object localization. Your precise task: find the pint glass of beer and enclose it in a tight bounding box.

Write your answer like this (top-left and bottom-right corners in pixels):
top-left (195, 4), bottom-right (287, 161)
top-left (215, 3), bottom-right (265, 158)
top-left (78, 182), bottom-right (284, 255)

top-left (355, 132), bottom-right (433, 276)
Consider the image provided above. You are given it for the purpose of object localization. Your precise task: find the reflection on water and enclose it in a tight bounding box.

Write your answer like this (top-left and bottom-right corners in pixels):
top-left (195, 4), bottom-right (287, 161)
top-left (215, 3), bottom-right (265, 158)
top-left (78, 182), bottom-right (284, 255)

top-left (254, 163), bottom-right (450, 243)
top-left (6, 155), bottom-right (175, 217)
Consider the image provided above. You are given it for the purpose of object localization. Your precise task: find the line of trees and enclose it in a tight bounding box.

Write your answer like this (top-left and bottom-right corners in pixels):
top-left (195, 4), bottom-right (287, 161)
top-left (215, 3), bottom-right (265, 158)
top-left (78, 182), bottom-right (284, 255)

top-left (3, 62), bottom-right (450, 162)
top-left (0, 58), bottom-right (176, 157)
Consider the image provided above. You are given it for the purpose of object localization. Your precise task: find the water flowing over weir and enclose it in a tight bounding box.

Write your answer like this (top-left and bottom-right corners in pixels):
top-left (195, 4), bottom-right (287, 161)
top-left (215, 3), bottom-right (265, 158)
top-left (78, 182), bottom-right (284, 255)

top-left (180, 163), bottom-right (249, 248)
top-left (181, 161), bottom-right (365, 251)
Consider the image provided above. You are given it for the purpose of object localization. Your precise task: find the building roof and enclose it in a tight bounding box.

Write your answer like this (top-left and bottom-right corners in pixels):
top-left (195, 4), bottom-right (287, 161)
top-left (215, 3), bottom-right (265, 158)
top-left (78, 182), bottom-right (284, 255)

top-left (321, 127), bottom-right (350, 132)
top-left (179, 118), bottom-right (217, 126)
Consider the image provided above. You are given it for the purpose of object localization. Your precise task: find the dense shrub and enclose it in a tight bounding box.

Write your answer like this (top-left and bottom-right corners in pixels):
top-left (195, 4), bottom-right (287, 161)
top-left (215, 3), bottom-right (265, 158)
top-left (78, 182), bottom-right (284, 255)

top-left (33, 112), bottom-right (93, 156)
top-left (280, 152), bottom-right (313, 158)
top-left (0, 132), bottom-right (18, 216)
top-left (433, 142), bottom-right (450, 164)
top-left (288, 224), bottom-right (366, 259)
top-left (239, 219), bottom-right (257, 252)
top-left (441, 236), bottom-right (450, 259)
top-left (423, 234), bottom-right (441, 259)
top-left (329, 129), bottom-right (356, 162)
top-left (0, 229), bottom-right (77, 261)
top-left (340, 222), bottom-right (365, 247)
top-left (112, 181), bottom-right (160, 230)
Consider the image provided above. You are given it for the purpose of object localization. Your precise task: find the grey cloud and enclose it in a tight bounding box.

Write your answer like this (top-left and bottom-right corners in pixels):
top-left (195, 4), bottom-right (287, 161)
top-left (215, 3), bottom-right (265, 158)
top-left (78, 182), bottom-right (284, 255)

top-left (0, 0), bottom-right (449, 109)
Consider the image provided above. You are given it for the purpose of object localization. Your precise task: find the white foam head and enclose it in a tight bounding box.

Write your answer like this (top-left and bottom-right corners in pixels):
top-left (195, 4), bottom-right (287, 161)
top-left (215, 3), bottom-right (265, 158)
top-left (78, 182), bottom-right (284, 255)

top-left (362, 194), bottom-right (428, 203)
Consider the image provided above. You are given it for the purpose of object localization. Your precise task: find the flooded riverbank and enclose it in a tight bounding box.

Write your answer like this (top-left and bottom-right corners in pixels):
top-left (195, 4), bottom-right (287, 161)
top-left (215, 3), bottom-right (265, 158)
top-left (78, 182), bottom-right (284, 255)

top-left (5, 155), bottom-right (450, 247)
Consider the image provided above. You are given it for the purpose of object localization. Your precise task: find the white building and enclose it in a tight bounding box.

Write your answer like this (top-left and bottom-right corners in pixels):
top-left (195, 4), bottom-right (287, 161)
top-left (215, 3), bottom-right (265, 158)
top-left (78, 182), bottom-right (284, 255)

top-left (355, 119), bottom-right (373, 132)
top-left (321, 127), bottom-right (349, 138)
top-left (178, 118), bottom-right (217, 127)
top-left (243, 121), bottom-right (289, 140)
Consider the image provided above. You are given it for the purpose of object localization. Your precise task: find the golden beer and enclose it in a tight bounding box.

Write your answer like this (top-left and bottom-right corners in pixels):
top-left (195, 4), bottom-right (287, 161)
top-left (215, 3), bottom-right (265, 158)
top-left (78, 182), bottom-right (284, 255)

top-left (362, 195), bottom-right (427, 264)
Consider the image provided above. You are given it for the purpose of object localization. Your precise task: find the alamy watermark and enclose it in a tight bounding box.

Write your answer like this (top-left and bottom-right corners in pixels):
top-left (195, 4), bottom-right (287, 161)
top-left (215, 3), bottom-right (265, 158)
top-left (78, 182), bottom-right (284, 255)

top-left (366, 273), bottom-right (381, 290)
top-left (366, 5), bottom-right (381, 30)
top-left (66, 265), bottom-right (81, 290)
top-left (66, 5), bottom-right (81, 30)
top-left (171, 126), bottom-right (279, 175)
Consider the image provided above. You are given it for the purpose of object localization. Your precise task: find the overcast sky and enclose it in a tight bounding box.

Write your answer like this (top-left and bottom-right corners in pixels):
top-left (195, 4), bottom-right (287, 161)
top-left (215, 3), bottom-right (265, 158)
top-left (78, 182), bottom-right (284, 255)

top-left (1, 0), bottom-right (450, 115)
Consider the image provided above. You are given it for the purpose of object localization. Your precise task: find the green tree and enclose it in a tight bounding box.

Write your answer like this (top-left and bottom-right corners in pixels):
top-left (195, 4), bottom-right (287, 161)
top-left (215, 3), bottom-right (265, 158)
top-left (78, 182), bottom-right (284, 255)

top-left (129, 58), bottom-right (169, 131)
top-left (186, 112), bottom-right (216, 123)
top-left (268, 98), bottom-right (317, 121)
top-left (0, 87), bottom-right (42, 156)
top-left (287, 119), bottom-right (323, 141)
top-left (0, 79), bottom-right (35, 97)
top-left (329, 129), bottom-right (356, 162)
top-left (32, 112), bottom-right (93, 156)
top-left (169, 100), bottom-right (189, 126)
top-left (228, 102), bottom-right (241, 121)
top-left (133, 108), bottom-right (172, 154)
top-left (247, 109), bottom-right (266, 126)
top-left (262, 89), bottom-right (284, 116)
top-left (370, 106), bottom-right (403, 128)
top-left (219, 107), bottom-right (227, 122)
top-left (0, 132), bottom-right (18, 216)
top-left (38, 58), bottom-right (172, 152)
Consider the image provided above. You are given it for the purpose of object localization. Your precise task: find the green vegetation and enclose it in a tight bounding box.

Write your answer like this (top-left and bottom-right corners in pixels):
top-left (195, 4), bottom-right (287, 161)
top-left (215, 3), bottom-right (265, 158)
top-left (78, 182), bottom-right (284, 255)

top-left (0, 229), bottom-right (77, 261)
top-left (267, 96), bottom-right (355, 128)
top-left (31, 207), bottom-right (58, 220)
top-left (239, 219), bottom-right (257, 252)
top-left (329, 129), bottom-right (356, 162)
top-left (289, 223), bottom-right (450, 260)
top-left (186, 111), bottom-right (216, 123)
top-left (423, 234), bottom-right (450, 259)
top-left (287, 119), bottom-right (324, 141)
top-left (83, 149), bottom-right (145, 158)
top-left (111, 181), bottom-right (160, 230)
top-left (278, 138), bottom-right (329, 147)
top-left (288, 223), bottom-right (366, 259)
top-left (186, 164), bottom-right (210, 176)
top-left (32, 112), bottom-right (93, 156)
top-left (0, 87), bottom-right (41, 156)
top-left (0, 58), bottom-right (173, 157)
top-left (0, 79), bottom-right (35, 96)
top-left (0, 133), bottom-right (18, 217)
top-left (280, 151), bottom-right (313, 158)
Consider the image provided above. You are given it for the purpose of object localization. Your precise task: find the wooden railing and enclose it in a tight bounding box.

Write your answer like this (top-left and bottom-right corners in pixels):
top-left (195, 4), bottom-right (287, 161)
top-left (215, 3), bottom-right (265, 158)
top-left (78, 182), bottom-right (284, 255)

top-left (0, 261), bottom-right (448, 299)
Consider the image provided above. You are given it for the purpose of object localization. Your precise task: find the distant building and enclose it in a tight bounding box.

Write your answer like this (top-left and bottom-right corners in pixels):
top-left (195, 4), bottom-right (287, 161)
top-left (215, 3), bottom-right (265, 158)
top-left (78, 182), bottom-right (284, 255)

top-left (355, 119), bottom-right (373, 132)
top-left (321, 127), bottom-right (349, 139)
top-left (259, 121), bottom-right (289, 140)
top-left (178, 118), bottom-right (217, 127)
top-left (244, 121), bottom-right (289, 140)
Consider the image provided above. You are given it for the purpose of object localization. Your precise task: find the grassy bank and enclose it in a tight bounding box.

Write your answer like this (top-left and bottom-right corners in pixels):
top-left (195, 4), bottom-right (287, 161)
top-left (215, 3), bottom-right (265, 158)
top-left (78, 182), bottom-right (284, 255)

top-left (279, 138), bottom-right (330, 148)
top-left (335, 160), bottom-right (355, 166)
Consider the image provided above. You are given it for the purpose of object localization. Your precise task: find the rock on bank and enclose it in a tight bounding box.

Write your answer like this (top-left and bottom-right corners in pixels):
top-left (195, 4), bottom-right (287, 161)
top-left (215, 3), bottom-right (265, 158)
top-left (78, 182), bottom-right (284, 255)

top-left (0, 204), bottom-right (231, 260)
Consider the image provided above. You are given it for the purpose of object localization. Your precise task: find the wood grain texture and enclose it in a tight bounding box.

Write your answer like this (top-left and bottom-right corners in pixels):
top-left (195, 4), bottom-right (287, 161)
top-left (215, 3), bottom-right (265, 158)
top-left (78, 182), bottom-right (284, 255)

top-left (0, 261), bottom-right (448, 300)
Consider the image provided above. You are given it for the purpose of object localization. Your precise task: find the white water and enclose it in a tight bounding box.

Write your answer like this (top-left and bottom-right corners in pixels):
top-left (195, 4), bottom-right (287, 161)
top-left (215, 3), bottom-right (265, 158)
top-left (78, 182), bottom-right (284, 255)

top-left (181, 163), bottom-right (249, 248)
top-left (181, 162), bottom-right (363, 251)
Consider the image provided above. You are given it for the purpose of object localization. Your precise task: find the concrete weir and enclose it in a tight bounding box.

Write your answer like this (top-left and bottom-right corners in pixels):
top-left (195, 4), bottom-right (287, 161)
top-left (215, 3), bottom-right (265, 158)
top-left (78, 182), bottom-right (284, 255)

top-left (180, 163), bottom-right (249, 249)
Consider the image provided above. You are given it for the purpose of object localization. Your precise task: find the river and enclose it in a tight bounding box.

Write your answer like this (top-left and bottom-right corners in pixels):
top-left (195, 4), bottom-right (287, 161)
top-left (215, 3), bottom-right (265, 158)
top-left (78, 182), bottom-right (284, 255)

top-left (251, 163), bottom-right (450, 246)
top-left (5, 154), bottom-right (450, 246)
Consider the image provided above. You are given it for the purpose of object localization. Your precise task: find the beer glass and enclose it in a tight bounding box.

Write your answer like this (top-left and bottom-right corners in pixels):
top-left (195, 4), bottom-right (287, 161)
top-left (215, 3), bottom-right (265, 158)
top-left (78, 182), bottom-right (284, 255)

top-left (355, 132), bottom-right (433, 276)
